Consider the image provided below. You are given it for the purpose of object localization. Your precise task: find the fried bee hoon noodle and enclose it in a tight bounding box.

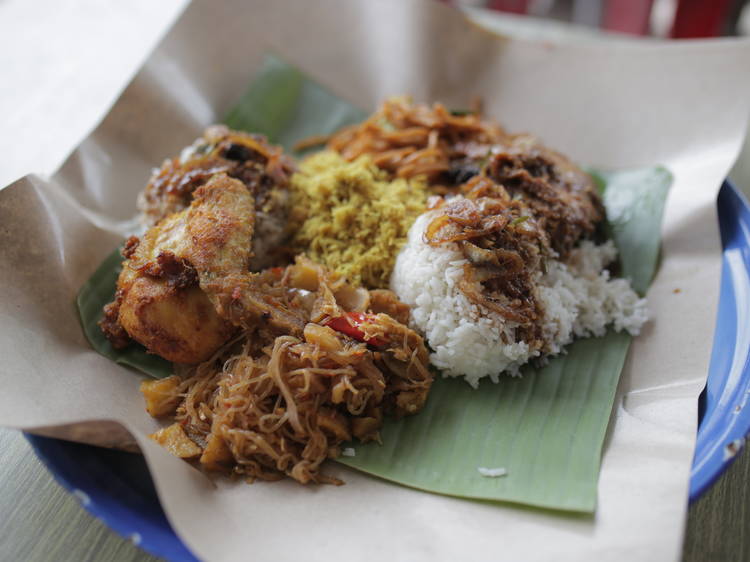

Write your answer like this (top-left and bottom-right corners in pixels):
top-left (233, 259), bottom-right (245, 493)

top-left (143, 258), bottom-right (433, 484)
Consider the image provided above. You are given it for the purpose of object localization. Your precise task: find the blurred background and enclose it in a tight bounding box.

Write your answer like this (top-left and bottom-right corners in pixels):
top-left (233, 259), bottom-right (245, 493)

top-left (449, 0), bottom-right (750, 193)
top-left (1, 0), bottom-right (749, 191)
top-left (446, 0), bottom-right (750, 38)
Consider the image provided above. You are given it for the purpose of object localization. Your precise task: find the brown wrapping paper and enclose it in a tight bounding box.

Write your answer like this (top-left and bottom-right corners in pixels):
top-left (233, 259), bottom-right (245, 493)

top-left (1, 1), bottom-right (750, 560)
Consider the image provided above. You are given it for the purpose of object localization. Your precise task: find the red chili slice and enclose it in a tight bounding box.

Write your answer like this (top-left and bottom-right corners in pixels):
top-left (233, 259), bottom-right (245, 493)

top-left (325, 313), bottom-right (386, 347)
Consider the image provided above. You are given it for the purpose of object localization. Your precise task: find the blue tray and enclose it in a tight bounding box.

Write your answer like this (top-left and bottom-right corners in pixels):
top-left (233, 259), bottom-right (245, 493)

top-left (25, 180), bottom-right (750, 561)
top-left (689, 180), bottom-right (750, 499)
top-left (28, 435), bottom-right (198, 561)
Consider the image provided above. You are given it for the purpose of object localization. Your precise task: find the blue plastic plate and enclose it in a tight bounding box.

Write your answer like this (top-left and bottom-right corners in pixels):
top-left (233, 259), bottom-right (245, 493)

top-left (689, 180), bottom-right (750, 499)
top-left (25, 179), bottom-right (750, 560)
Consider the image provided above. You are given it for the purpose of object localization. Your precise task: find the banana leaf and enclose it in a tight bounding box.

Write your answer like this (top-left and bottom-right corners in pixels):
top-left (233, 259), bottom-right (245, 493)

top-left (77, 54), bottom-right (671, 512)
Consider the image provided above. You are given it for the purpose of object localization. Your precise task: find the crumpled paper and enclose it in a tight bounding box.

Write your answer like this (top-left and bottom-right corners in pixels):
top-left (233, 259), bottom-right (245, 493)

top-left (1, 1), bottom-right (749, 560)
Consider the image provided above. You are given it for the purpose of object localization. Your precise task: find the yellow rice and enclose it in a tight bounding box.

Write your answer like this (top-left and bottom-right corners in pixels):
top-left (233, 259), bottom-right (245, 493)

top-left (290, 151), bottom-right (427, 288)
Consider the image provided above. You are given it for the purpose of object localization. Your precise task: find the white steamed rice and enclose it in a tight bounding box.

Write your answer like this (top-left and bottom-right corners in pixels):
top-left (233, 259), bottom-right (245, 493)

top-left (390, 212), bottom-right (648, 387)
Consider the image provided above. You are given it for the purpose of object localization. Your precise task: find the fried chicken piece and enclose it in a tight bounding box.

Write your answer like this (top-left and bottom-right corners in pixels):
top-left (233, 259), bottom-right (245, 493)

top-left (137, 125), bottom-right (294, 269)
top-left (117, 281), bottom-right (234, 365)
top-left (101, 174), bottom-right (255, 363)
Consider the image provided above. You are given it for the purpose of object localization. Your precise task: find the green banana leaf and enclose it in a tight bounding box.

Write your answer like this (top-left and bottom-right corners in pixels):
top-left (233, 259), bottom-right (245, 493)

top-left (77, 54), bottom-right (671, 512)
top-left (591, 167), bottom-right (671, 295)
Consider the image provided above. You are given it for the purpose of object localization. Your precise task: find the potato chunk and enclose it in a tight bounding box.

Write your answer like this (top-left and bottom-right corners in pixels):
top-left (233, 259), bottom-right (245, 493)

top-left (303, 323), bottom-right (343, 352)
top-left (149, 423), bottom-right (202, 458)
top-left (140, 375), bottom-right (182, 417)
top-left (199, 433), bottom-right (233, 471)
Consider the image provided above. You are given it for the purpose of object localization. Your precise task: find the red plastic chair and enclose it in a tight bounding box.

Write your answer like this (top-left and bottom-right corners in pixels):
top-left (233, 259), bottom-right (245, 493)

top-left (459, 0), bottom-right (740, 38)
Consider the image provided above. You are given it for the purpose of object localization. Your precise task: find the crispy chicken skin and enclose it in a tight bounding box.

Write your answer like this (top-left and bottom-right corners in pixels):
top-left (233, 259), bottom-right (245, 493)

top-left (102, 174), bottom-right (256, 363)
top-left (138, 125), bottom-right (294, 270)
